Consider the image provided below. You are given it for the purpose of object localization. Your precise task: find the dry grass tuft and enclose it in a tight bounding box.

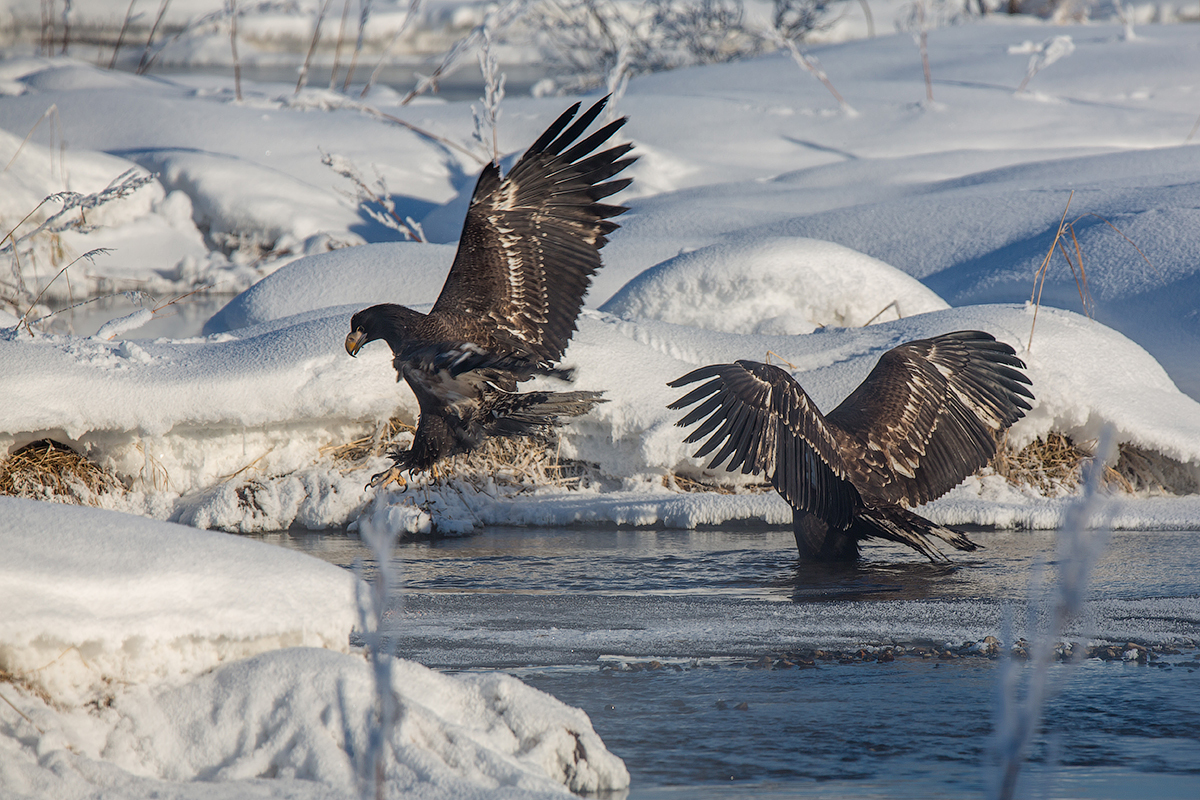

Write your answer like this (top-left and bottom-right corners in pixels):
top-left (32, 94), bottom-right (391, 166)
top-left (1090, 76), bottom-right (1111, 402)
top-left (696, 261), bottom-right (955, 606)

top-left (663, 471), bottom-right (772, 495)
top-left (321, 417), bottom-right (596, 491)
top-left (1112, 443), bottom-right (1200, 496)
top-left (992, 432), bottom-right (1092, 495)
top-left (439, 435), bottom-right (595, 491)
top-left (321, 416), bottom-right (417, 465)
top-left (993, 433), bottom-right (1199, 496)
top-left (0, 439), bottom-right (126, 505)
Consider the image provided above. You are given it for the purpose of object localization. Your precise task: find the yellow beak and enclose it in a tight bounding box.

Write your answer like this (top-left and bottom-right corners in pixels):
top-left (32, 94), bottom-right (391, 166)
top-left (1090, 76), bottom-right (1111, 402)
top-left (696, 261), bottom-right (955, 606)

top-left (345, 329), bottom-right (367, 357)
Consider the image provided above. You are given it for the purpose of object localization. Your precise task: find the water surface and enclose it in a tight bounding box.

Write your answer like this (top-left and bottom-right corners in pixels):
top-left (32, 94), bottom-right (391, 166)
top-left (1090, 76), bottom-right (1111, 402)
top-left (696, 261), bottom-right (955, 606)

top-left (260, 526), bottom-right (1200, 799)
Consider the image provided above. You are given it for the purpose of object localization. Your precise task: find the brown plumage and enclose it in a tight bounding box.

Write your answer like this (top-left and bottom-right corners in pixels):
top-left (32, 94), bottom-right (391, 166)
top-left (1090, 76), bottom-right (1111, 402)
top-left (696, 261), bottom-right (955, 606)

top-left (346, 97), bottom-right (635, 487)
top-left (668, 331), bottom-right (1034, 561)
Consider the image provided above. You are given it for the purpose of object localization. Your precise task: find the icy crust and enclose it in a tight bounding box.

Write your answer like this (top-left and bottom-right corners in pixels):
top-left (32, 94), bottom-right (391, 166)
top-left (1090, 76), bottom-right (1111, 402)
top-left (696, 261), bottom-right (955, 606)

top-left (600, 236), bottom-right (949, 335)
top-left (0, 497), bottom-right (357, 705)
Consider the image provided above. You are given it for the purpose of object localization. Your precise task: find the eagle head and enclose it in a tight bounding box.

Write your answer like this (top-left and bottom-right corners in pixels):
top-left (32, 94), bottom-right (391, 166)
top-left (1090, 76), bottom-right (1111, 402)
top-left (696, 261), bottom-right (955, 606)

top-left (346, 304), bottom-right (412, 357)
top-left (345, 312), bottom-right (370, 357)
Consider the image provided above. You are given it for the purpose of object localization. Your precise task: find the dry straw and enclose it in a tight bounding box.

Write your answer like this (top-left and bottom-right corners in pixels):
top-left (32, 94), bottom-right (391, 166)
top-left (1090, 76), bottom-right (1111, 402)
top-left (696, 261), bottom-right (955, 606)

top-left (0, 439), bottom-right (125, 504)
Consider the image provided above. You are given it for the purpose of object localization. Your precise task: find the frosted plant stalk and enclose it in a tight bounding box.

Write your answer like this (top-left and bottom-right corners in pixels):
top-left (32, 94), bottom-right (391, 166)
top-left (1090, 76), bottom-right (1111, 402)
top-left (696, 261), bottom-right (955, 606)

top-left (1017, 35), bottom-right (1075, 94)
top-left (988, 427), bottom-right (1115, 800)
top-left (472, 26), bottom-right (506, 163)
top-left (604, 41), bottom-right (632, 123)
top-left (362, 0), bottom-right (423, 98)
top-left (767, 29), bottom-right (856, 115)
top-left (354, 515), bottom-right (402, 800)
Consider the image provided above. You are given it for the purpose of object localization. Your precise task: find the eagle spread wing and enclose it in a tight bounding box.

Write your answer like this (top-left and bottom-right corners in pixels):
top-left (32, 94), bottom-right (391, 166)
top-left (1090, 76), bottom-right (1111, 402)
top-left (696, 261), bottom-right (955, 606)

top-left (823, 330), bottom-right (1033, 507)
top-left (668, 361), bottom-right (861, 530)
top-left (430, 96), bottom-right (636, 366)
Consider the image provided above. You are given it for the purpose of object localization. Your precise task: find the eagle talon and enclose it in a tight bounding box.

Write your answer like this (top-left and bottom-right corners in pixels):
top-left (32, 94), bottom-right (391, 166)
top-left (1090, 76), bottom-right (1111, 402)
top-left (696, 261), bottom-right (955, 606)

top-left (367, 465), bottom-right (408, 492)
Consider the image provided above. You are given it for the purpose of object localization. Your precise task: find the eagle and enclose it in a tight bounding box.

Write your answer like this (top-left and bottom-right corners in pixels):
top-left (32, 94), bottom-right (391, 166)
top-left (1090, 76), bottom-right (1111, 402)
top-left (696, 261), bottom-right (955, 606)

top-left (346, 97), bottom-right (635, 488)
top-left (668, 331), bottom-right (1034, 561)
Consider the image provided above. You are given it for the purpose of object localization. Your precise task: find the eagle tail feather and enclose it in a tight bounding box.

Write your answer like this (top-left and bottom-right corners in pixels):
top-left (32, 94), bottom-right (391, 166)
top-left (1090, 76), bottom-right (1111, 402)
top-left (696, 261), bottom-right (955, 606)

top-left (854, 503), bottom-right (980, 562)
top-left (484, 390), bottom-right (607, 440)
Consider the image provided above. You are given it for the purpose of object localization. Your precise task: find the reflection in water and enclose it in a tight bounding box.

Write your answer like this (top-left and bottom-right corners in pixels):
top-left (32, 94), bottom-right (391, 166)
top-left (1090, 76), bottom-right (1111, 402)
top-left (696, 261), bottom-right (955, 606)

top-left (783, 557), bottom-right (961, 602)
top-left (264, 526), bottom-right (1200, 605)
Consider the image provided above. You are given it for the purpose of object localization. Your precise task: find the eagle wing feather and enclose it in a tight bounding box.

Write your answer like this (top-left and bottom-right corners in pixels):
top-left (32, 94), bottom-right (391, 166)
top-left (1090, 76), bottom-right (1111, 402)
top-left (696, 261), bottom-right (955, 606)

top-left (824, 330), bottom-right (1033, 507)
top-left (430, 97), bottom-right (636, 365)
top-left (668, 361), bottom-right (861, 530)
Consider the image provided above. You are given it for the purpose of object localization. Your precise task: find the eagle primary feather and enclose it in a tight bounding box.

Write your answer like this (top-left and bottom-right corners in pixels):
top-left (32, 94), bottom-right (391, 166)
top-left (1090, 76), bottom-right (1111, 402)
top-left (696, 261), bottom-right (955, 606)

top-left (668, 331), bottom-right (1034, 561)
top-left (346, 97), bottom-right (635, 486)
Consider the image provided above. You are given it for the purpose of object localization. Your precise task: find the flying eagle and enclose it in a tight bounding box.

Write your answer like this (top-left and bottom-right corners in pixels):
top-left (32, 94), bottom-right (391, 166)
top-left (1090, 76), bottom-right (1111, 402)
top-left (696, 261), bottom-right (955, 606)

top-left (668, 331), bottom-right (1034, 561)
top-left (346, 97), bottom-right (635, 488)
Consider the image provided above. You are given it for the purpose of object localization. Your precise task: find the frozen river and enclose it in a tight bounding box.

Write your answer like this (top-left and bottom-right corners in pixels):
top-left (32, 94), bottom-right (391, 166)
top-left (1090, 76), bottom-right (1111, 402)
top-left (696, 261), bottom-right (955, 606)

top-left (259, 526), bottom-right (1200, 799)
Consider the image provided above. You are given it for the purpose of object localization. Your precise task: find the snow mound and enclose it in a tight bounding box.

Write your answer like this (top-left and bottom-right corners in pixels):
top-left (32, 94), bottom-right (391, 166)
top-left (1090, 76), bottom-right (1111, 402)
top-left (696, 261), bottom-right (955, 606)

top-left (5, 648), bottom-right (627, 799)
top-left (0, 497), bottom-right (356, 705)
top-left (131, 148), bottom-right (365, 258)
top-left (602, 236), bottom-right (949, 334)
top-left (205, 241), bottom-right (458, 332)
top-left (0, 497), bottom-right (629, 799)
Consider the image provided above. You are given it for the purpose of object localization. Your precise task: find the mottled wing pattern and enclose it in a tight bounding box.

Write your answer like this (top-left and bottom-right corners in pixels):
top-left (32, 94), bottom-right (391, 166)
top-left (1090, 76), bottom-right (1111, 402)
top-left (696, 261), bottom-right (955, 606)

top-left (824, 331), bottom-right (1033, 507)
top-left (430, 96), bottom-right (636, 365)
top-left (668, 361), bottom-right (860, 530)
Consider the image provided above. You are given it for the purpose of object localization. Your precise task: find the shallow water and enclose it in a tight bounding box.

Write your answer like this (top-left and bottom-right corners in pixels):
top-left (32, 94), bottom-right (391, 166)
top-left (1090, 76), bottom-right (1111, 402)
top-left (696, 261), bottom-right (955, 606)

top-left (259, 527), bottom-right (1200, 799)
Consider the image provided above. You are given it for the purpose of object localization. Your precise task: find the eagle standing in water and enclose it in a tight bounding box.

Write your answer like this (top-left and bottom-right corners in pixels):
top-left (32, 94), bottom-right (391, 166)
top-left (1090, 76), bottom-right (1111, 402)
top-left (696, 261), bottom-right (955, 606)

top-left (346, 97), bottom-right (635, 488)
top-left (668, 331), bottom-right (1034, 561)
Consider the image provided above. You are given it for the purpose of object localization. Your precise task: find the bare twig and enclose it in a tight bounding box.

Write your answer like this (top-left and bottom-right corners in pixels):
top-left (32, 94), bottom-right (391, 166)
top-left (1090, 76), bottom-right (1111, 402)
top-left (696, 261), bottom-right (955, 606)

top-left (362, 0), bottom-right (423, 98)
top-left (472, 26), bottom-right (506, 163)
top-left (398, 0), bottom-right (526, 106)
top-left (109, 0), bottom-right (140, 69)
top-left (342, 0), bottom-right (372, 92)
top-left (136, 0), bottom-right (171, 74)
top-left (3, 105), bottom-right (62, 179)
top-left (17, 249), bottom-right (112, 335)
top-left (297, 0), bottom-right (334, 94)
top-left (228, 0), bottom-right (243, 102)
top-left (863, 299), bottom-right (899, 326)
top-left (767, 28), bottom-right (854, 114)
top-left (1027, 191), bottom-right (1073, 350)
top-left (321, 151), bottom-right (425, 241)
top-left (330, 0), bottom-right (353, 90)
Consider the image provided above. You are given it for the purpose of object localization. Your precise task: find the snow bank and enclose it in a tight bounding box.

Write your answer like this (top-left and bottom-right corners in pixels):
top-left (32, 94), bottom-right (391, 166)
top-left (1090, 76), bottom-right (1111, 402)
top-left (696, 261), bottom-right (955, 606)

top-left (0, 497), bottom-right (629, 799)
top-left (601, 235), bottom-right (949, 334)
top-left (0, 497), bottom-right (356, 705)
top-left (205, 241), bottom-right (458, 332)
top-left (0, 309), bottom-right (398, 496)
top-left (5, 243), bottom-right (1200, 534)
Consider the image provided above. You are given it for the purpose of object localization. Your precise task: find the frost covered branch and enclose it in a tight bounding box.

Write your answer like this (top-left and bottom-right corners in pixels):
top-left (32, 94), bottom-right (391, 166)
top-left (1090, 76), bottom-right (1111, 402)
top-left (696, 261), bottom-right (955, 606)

top-left (765, 27), bottom-right (855, 114)
top-left (532, 0), bottom-right (802, 95)
top-left (361, 0), bottom-right (423, 98)
top-left (3, 170), bottom-right (154, 314)
top-left (321, 151), bottom-right (425, 242)
top-left (897, 0), bottom-right (958, 105)
top-left (399, 0), bottom-right (527, 106)
top-left (2, 170), bottom-right (154, 258)
top-left (472, 27), bottom-right (507, 163)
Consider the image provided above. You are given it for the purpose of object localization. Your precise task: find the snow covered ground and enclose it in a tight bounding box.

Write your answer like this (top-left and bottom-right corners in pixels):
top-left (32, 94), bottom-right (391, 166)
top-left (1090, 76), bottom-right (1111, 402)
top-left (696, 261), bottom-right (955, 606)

top-left (0, 498), bottom-right (629, 799)
top-left (4, 17), bottom-right (1200, 533)
top-left (4, 5), bottom-right (1200, 798)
